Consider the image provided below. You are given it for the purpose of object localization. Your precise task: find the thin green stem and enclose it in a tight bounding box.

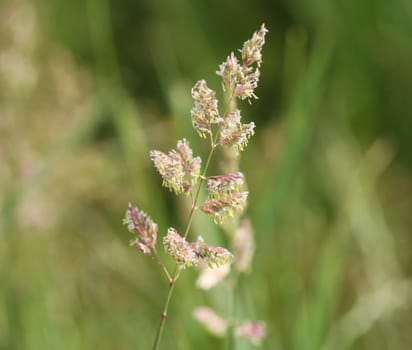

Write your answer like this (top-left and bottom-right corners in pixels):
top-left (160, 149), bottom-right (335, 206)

top-left (183, 139), bottom-right (217, 240)
top-left (152, 134), bottom-right (218, 350)
top-left (222, 85), bottom-right (239, 350)
top-left (152, 247), bottom-right (172, 283)
top-left (152, 268), bottom-right (180, 350)
top-left (226, 272), bottom-right (241, 350)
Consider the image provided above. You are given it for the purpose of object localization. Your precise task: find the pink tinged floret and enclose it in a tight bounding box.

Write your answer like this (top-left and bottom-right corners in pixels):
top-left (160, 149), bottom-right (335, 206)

top-left (123, 203), bottom-right (157, 256)
top-left (221, 109), bottom-right (242, 129)
top-left (192, 236), bottom-right (233, 268)
top-left (224, 52), bottom-right (240, 73)
top-left (217, 24), bottom-right (267, 101)
top-left (216, 52), bottom-right (242, 90)
top-left (193, 307), bottom-right (228, 337)
top-left (206, 172), bottom-right (244, 198)
top-left (218, 110), bottom-right (256, 153)
top-left (150, 139), bottom-right (201, 195)
top-left (241, 23), bottom-right (269, 67)
top-left (234, 68), bottom-right (260, 100)
top-left (191, 80), bottom-right (220, 138)
top-left (163, 228), bottom-right (199, 268)
top-left (136, 241), bottom-right (151, 255)
top-left (176, 138), bottom-right (193, 161)
top-left (220, 121), bottom-right (256, 153)
top-left (232, 218), bottom-right (255, 273)
top-left (150, 149), bottom-right (185, 194)
top-left (235, 321), bottom-right (266, 345)
top-left (196, 262), bottom-right (231, 290)
top-left (176, 138), bottom-right (201, 191)
top-left (200, 191), bottom-right (248, 224)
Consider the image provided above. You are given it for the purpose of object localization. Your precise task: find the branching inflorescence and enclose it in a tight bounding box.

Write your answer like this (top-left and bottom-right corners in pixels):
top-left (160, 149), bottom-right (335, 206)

top-left (123, 24), bottom-right (268, 349)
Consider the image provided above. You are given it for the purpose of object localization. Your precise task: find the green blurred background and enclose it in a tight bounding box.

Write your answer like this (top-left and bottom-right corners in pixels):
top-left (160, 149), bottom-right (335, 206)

top-left (1, 0), bottom-right (412, 349)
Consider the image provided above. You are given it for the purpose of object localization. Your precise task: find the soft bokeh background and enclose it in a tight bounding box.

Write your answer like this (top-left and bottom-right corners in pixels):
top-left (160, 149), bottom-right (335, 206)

top-left (1, 0), bottom-right (412, 349)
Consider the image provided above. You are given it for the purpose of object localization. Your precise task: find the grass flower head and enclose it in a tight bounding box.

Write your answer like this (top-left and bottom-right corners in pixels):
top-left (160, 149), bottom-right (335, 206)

top-left (123, 203), bottom-right (157, 255)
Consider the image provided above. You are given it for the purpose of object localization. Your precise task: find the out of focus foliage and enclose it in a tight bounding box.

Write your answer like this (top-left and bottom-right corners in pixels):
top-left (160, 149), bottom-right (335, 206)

top-left (1, 0), bottom-right (412, 349)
